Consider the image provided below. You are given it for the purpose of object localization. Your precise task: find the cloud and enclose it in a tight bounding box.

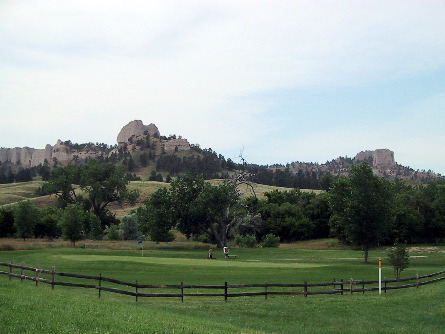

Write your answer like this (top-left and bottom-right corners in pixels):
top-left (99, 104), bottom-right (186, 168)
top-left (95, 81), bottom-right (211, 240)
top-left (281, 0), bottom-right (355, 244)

top-left (1, 1), bottom-right (445, 174)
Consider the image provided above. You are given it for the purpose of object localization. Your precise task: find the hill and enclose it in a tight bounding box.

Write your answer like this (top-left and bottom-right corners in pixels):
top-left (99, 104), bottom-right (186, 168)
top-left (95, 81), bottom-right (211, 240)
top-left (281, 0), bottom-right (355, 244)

top-left (1, 120), bottom-right (443, 186)
top-left (0, 180), bottom-right (319, 217)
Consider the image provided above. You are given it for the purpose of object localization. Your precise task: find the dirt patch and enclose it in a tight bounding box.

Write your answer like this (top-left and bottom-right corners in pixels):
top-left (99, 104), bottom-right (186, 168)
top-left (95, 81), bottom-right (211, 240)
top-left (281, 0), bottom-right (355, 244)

top-left (408, 246), bottom-right (445, 253)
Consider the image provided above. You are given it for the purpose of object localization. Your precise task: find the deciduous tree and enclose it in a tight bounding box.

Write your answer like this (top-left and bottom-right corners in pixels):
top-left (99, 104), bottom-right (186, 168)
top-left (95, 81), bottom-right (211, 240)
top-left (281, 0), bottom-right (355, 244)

top-left (60, 204), bottom-right (85, 246)
top-left (387, 240), bottom-right (409, 279)
top-left (44, 160), bottom-right (139, 226)
top-left (13, 201), bottom-right (40, 241)
top-left (329, 162), bottom-right (393, 262)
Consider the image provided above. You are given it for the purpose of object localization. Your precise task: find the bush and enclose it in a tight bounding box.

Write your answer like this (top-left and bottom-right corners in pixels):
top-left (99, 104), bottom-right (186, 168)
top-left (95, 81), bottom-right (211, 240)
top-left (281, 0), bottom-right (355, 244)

top-left (119, 213), bottom-right (141, 240)
top-left (235, 234), bottom-right (258, 248)
top-left (326, 239), bottom-right (339, 248)
top-left (104, 225), bottom-right (123, 241)
top-left (88, 214), bottom-right (103, 240)
top-left (387, 239), bottom-right (409, 279)
top-left (0, 244), bottom-right (15, 251)
top-left (261, 234), bottom-right (280, 248)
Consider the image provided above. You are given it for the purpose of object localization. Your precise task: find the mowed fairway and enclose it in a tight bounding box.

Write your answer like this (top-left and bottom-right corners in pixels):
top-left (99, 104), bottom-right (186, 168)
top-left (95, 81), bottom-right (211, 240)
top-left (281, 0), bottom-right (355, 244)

top-left (1, 243), bottom-right (445, 333)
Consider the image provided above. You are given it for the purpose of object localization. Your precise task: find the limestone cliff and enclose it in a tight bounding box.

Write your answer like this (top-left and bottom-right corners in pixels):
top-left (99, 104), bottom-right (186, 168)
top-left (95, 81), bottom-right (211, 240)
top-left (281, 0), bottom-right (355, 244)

top-left (354, 149), bottom-right (395, 167)
top-left (0, 141), bottom-right (109, 167)
top-left (162, 138), bottom-right (190, 152)
top-left (117, 120), bottom-right (160, 144)
top-left (0, 120), bottom-right (189, 168)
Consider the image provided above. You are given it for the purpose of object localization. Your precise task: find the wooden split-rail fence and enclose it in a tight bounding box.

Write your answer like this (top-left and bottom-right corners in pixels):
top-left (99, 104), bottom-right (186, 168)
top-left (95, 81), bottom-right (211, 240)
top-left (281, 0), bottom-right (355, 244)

top-left (1, 261), bottom-right (444, 303)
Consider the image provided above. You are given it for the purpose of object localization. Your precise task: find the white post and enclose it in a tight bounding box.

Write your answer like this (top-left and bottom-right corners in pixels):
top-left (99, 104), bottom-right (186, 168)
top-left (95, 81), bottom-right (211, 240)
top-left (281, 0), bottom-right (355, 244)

top-left (378, 257), bottom-right (382, 295)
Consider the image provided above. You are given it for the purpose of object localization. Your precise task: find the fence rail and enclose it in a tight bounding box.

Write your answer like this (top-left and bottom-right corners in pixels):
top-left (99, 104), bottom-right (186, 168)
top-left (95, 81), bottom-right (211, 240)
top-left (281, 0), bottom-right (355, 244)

top-left (1, 261), bottom-right (444, 302)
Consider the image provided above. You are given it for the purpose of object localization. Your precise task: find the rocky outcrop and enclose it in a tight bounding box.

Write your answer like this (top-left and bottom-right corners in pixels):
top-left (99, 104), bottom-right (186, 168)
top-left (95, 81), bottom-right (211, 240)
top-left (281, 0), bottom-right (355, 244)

top-left (163, 138), bottom-right (190, 152)
top-left (30, 145), bottom-right (53, 167)
top-left (0, 141), bottom-right (109, 167)
top-left (0, 120), bottom-right (187, 168)
top-left (354, 149), bottom-right (395, 167)
top-left (0, 147), bottom-right (35, 166)
top-left (117, 120), bottom-right (160, 144)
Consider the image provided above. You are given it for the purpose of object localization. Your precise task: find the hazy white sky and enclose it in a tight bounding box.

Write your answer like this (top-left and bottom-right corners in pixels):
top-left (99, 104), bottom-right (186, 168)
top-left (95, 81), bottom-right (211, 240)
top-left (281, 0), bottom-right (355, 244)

top-left (1, 1), bottom-right (444, 174)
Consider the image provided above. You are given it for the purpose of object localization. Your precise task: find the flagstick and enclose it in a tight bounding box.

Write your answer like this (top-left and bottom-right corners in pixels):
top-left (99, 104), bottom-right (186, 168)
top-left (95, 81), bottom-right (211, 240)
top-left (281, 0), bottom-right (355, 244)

top-left (378, 258), bottom-right (382, 295)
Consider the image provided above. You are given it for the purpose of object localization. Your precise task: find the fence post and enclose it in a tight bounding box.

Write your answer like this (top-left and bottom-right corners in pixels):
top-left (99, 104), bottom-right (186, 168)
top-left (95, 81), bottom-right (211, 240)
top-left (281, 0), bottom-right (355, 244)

top-left (51, 266), bottom-right (55, 290)
top-left (224, 281), bottom-right (228, 302)
top-left (21, 262), bottom-right (25, 282)
top-left (340, 279), bottom-right (344, 295)
top-left (135, 280), bottom-right (138, 303)
top-left (98, 273), bottom-right (102, 299)
top-left (265, 281), bottom-right (268, 300)
top-left (349, 278), bottom-right (353, 295)
top-left (9, 260), bottom-right (13, 281)
top-left (416, 272), bottom-right (419, 289)
top-left (362, 280), bottom-right (365, 294)
top-left (304, 281), bottom-right (308, 297)
top-left (35, 265), bottom-right (40, 287)
top-left (384, 277), bottom-right (387, 294)
top-left (181, 282), bottom-right (184, 303)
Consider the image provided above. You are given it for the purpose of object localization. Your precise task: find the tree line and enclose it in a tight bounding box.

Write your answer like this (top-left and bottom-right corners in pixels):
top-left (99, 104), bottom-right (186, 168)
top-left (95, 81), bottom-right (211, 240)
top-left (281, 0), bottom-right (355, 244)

top-left (1, 162), bottom-right (444, 263)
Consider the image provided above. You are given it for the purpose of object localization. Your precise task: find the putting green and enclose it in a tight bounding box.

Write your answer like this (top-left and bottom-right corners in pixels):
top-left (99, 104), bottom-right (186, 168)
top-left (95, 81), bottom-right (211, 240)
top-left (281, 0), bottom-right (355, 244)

top-left (59, 255), bottom-right (327, 269)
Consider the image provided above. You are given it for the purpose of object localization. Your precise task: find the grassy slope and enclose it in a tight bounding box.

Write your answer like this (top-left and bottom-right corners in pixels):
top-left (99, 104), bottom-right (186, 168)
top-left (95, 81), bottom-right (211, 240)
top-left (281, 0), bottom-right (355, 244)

top-left (1, 245), bottom-right (444, 333)
top-left (0, 180), bottom-right (319, 217)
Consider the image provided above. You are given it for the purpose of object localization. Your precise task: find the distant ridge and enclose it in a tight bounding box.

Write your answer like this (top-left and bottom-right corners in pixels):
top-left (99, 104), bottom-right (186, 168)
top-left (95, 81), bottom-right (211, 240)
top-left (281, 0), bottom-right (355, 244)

top-left (0, 120), bottom-right (442, 184)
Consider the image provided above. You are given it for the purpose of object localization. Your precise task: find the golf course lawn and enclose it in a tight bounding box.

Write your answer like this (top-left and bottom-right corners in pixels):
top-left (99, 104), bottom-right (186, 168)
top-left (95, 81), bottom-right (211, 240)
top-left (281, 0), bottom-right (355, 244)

top-left (1, 243), bottom-right (445, 333)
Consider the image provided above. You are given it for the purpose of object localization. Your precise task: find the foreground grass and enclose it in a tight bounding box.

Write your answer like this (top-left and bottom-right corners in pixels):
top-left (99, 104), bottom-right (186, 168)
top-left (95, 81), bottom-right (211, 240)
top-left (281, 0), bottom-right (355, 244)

top-left (1, 276), bottom-right (444, 334)
top-left (1, 243), bottom-right (444, 333)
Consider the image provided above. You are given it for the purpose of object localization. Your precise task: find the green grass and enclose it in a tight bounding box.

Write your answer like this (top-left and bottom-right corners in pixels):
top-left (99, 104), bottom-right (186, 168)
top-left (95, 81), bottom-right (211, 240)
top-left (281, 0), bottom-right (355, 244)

top-left (1, 244), bottom-right (445, 333)
top-left (1, 277), bottom-right (444, 334)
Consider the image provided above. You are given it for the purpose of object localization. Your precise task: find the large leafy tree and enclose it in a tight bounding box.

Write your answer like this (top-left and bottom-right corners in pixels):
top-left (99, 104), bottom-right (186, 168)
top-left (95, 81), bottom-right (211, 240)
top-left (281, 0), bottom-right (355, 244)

top-left (258, 202), bottom-right (314, 242)
top-left (421, 180), bottom-right (445, 242)
top-left (391, 188), bottom-right (425, 243)
top-left (329, 162), bottom-right (393, 262)
top-left (79, 160), bottom-right (139, 219)
top-left (188, 181), bottom-right (241, 247)
top-left (0, 208), bottom-right (15, 237)
top-left (60, 204), bottom-right (85, 246)
top-left (34, 207), bottom-right (62, 239)
top-left (140, 174), bottom-right (242, 248)
top-left (137, 187), bottom-right (175, 243)
top-left (43, 165), bottom-right (81, 207)
top-left (44, 160), bottom-right (139, 226)
top-left (13, 201), bottom-right (40, 241)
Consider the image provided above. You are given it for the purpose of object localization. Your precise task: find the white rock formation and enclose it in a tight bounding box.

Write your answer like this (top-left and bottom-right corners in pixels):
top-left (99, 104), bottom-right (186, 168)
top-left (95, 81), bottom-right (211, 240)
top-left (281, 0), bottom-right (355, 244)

top-left (117, 120), bottom-right (160, 144)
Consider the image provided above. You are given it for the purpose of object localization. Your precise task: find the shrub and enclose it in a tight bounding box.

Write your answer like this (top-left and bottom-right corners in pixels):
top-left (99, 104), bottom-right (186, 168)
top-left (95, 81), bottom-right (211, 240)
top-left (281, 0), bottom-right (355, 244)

top-left (387, 239), bottom-right (409, 279)
top-left (0, 244), bottom-right (15, 251)
top-left (261, 234), bottom-right (280, 248)
top-left (88, 214), bottom-right (103, 240)
top-left (326, 239), bottom-right (339, 248)
top-left (235, 234), bottom-right (258, 248)
top-left (104, 225), bottom-right (123, 241)
top-left (119, 213), bottom-right (141, 240)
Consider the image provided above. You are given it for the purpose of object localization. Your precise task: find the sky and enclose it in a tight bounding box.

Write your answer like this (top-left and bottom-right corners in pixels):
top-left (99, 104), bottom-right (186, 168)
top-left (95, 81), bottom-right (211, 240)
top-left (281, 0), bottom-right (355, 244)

top-left (1, 0), bottom-right (445, 175)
